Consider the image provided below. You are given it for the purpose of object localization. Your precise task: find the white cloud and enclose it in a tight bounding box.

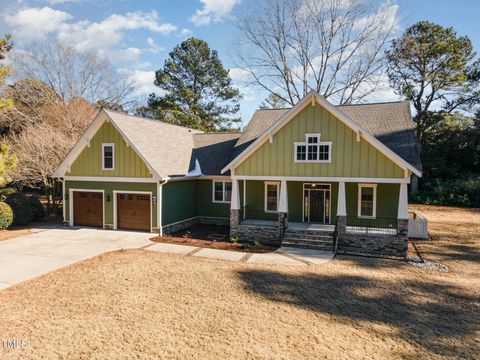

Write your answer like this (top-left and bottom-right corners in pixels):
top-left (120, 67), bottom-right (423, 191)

top-left (4, 7), bottom-right (176, 56)
top-left (123, 69), bottom-right (158, 97)
top-left (4, 7), bottom-right (72, 40)
top-left (146, 37), bottom-right (164, 54)
top-left (190, 0), bottom-right (241, 26)
top-left (179, 28), bottom-right (193, 38)
top-left (57, 11), bottom-right (177, 53)
top-left (229, 67), bottom-right (250, 81)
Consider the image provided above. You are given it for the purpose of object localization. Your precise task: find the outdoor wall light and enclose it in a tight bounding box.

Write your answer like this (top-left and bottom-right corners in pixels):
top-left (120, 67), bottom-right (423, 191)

top-left (65, 193), bottom-right (69, 200)
top-left (152, 196), bottom-right (157, 205)
top-left (105, 194), bottom-right (111, 202)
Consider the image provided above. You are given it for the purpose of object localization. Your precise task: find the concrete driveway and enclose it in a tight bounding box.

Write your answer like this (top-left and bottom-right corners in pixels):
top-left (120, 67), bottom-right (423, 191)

top-left (0, 227), bottom-right (153, 290)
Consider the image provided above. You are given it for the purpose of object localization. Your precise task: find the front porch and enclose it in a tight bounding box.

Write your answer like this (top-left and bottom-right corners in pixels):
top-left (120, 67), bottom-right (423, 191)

top-left (229, 178), bottom-right (409, 257)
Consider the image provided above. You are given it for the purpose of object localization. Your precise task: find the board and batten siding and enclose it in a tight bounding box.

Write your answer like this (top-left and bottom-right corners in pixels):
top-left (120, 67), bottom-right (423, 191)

top-left (235, 105), bottom-right (405, 178)
top-left (162, 180), bottom-right (198, 226)
top-left (64, 180), bottom-right (157, 228)
top-left (69, 120), bottom-right (152, 178)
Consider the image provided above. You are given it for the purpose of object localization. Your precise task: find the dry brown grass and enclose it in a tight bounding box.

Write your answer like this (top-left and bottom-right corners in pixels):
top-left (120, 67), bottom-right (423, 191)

top-left (0, 205), bottom-right (479, 359)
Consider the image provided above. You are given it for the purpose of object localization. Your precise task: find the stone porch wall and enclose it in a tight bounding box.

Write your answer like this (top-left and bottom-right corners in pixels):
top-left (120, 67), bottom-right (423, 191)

top-left (162, 216), bottom-right (229, 235)
top-left (335, 216), bottom-right (408, 258)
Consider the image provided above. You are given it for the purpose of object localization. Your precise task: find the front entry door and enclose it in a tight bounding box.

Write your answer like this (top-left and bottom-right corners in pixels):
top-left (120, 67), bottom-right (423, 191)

top-left (303, 184), bottom-right (331, 224)
top-left (310, 190), bottom-right (325, 223)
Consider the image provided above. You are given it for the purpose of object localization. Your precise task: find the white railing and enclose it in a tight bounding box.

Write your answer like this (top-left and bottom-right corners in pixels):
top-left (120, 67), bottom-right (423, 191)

top-left (408, 209), bottom-right (428, 239)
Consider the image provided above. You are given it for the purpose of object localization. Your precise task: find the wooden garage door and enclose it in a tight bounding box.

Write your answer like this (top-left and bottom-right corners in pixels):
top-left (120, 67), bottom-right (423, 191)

top-left (73, 191), bottom-right (103, 227)
top-left (116, 193), bottom-right (151, 232)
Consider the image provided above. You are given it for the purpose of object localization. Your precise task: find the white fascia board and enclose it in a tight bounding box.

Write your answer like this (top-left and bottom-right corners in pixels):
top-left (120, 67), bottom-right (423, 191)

top-left (53, 109), bottom-right (163, 181)
top-left (53, 109), bottom-right (107, 177)
top-left (221, 91), bottom-right (422, 177)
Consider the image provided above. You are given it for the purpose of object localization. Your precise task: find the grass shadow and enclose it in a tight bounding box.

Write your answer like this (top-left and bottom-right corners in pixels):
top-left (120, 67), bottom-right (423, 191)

top-left (237, 268), bottom-right (480, 358)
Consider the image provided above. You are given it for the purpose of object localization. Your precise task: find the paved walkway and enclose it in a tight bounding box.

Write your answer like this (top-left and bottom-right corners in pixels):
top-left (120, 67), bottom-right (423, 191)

top-left (145, 242), bottom-right (334, 266)
top-left (0, 227), bottom-right (333, 291)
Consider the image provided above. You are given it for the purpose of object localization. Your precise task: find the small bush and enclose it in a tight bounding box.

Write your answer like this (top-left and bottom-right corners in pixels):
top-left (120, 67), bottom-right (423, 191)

top-left (5, 192), bottom-right (33, 226)
top-left (28, 196), bottom-right (45, 221)
top-left (0, 202), bottom-right (13, 229)
top-left (0, 187), bottom-right (17, 199)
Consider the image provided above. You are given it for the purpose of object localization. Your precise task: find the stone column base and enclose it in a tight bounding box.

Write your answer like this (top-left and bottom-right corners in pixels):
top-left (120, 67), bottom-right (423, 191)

top-left (278, 212), bottom-right (288, 238)
top-left (230, 209), bottom-right (240, 238)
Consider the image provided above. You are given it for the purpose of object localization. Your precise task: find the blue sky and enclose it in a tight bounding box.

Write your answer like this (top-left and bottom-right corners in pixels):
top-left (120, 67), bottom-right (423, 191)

top-left (1, 0), bottom-right (479, 125)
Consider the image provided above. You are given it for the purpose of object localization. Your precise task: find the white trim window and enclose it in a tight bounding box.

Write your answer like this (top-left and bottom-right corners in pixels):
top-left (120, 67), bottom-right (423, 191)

top-left (294, 134), bottom-right (332, 163)
top-left (264, 181), bottom-right (280, 213)
top-left (213, 181), bottom-right (232, 203)
top-left (358, 184), bottom-right (377, 218)
top-left (102, 143), bottom-right (115, 170)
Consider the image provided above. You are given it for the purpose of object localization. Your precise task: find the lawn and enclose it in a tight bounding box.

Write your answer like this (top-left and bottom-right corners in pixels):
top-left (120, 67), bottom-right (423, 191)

top-left (0, 205), bottom-right (479, 359)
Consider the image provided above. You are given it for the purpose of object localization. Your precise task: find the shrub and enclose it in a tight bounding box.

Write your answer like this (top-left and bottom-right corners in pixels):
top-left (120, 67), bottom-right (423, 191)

top-left (0, 187), bottom-right (17, 199)
top-left (28, 196), bottom-right (45, 221)
top-left (5, 192), bottom-right (33, 226)
top-left (0, 202), bottom-right (13, 229)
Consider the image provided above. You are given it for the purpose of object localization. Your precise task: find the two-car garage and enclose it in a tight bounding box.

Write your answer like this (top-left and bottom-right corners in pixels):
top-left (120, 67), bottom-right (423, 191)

top-left (70, 189), bottom-right (152, 232)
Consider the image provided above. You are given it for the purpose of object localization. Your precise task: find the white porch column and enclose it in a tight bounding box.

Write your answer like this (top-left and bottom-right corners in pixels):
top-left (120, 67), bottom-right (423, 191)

top-left (398, 183), bottom-right (408, 219)
top-left (278, 180), bottom-right (288, 213)
top-left (337, 181), bottom-right (346, 216)
top-left (231, 179), bottom-right (240, 210)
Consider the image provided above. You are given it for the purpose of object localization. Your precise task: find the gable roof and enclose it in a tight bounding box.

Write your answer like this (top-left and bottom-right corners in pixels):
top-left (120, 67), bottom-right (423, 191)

top-left (104, 110), bottom-right (202, 177)
top-left (189, 133), bottom-right (241, 176)
top-left (224, 92), bottom-right (422, 176)
top-left (53, 109), bottom-right (202, 179)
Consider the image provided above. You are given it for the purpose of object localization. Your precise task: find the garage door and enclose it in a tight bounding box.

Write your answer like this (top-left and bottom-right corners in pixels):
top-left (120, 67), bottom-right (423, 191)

top-left (73, 191), bottom-right (103, 227)
top-left (116, 193), bottom-right (151, 232)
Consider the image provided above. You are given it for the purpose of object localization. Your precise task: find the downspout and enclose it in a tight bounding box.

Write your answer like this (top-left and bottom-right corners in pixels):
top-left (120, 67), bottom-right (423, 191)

top-left (157, 178), bottom-right (169, 236)
top-left (59, 177), bottom-right (66, 224)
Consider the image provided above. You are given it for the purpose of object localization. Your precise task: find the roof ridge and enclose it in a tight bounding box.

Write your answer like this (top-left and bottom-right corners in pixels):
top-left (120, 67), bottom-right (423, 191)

top-left (338, 100), bottom-right (408, 107)
top-left (194, 132), bottom-right (241, 136)
top-left (104, 109), bottom-right (203, 133)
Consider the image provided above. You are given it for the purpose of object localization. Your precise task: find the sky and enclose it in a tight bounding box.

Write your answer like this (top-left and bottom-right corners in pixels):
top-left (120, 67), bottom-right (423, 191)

top-left (1, 0), bottom-right (479, 126)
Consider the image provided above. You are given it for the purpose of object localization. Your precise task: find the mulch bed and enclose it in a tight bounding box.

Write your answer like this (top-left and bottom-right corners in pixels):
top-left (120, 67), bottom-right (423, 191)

top-left (149, 224), bottom-right (278, 253)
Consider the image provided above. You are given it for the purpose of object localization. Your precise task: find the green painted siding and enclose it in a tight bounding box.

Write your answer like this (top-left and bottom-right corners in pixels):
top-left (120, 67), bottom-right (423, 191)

top-left (69, 119), bottom-right (152, 178)
top-left (64, 180), bottom-right (157, 228)
top-left (235, 105), bottom-right (404, 178)
top-left (346, 183), bottom-right (400, 219)
top-left (162, 180), bottom-right (198, 225)
top-left (243, 180), bottom-right (399, 224)
top-left (197, 180), bottom-right (230, 218)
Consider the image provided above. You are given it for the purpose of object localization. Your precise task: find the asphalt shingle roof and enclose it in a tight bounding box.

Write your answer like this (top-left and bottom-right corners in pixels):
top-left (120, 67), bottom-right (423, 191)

top-left (231, 101), bottom-right (421, 171)
top-left (105, 99), bottom-right (421, 178)
top-left (105, 110), bottom-right (202, 178)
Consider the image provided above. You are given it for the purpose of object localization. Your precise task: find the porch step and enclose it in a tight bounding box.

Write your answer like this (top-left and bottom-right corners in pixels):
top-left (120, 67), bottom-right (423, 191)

top-left (282, 229), bottom-right (334, 251)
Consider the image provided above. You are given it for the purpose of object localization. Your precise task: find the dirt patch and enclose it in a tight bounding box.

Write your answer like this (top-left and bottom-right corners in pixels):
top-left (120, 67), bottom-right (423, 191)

top-left (150, 224), bottom-right (278, 253)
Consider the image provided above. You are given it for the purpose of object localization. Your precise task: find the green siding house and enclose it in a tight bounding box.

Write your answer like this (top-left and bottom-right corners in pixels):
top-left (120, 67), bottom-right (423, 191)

top-left (54, 91), bottom-right (422, 257)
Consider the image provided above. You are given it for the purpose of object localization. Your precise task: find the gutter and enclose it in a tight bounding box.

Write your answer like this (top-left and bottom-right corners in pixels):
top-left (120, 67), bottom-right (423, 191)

top-left (157, 178), bottom-right (169, 236)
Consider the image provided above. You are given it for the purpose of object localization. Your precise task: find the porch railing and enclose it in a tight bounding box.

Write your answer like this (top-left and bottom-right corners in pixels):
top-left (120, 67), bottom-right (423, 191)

top-left (346, 216), bottom-right (398, 236)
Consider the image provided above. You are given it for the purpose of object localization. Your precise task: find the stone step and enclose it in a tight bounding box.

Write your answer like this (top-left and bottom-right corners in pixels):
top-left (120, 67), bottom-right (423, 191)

top-left (282, 238), bottom-right (333, 246)
top-left (283, 232), bottom-right (334, 241)
top-left (285, 230), bottom-right (335, 237)
top-left (281, 241), bottom-right (333, 251)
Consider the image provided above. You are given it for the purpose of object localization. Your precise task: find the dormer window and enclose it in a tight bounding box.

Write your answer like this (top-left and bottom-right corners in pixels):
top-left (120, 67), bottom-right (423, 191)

top-left (294, 134), bottom-right (332, 163)
top-left (102, 143), bottom-right (115, 170)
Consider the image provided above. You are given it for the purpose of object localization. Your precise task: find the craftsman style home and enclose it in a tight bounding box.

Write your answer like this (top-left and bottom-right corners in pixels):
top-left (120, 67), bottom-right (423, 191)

top-left (53, 91), bottom-right (422, 257)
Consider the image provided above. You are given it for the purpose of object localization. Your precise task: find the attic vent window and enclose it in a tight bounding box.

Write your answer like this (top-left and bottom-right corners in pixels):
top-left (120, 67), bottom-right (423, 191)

top-left (294, 134), bottom-right (332, 163)
top-left (102, 143), bottom-right (115, 170)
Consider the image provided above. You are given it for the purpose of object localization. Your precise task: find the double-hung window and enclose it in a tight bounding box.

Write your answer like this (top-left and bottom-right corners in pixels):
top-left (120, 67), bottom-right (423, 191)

top-left (295, 134), bottom-right (332, 163)
top-left (264, 182), bottom-right (280, 212)
top-left (102, 143), bottom-right (115, 170)
top-left (213, 181), bottom-right (232, 203)
top-left (358, 184), bottom-right (377, 218)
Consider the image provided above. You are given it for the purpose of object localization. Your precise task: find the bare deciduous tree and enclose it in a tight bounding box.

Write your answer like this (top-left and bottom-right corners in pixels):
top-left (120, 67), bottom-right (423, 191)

top-left (237, 0), bottom-right (398, 105)
top-left (7, 98), bottom-right (95, 213)
top-left (14, 41), bottom-right (133, 107)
